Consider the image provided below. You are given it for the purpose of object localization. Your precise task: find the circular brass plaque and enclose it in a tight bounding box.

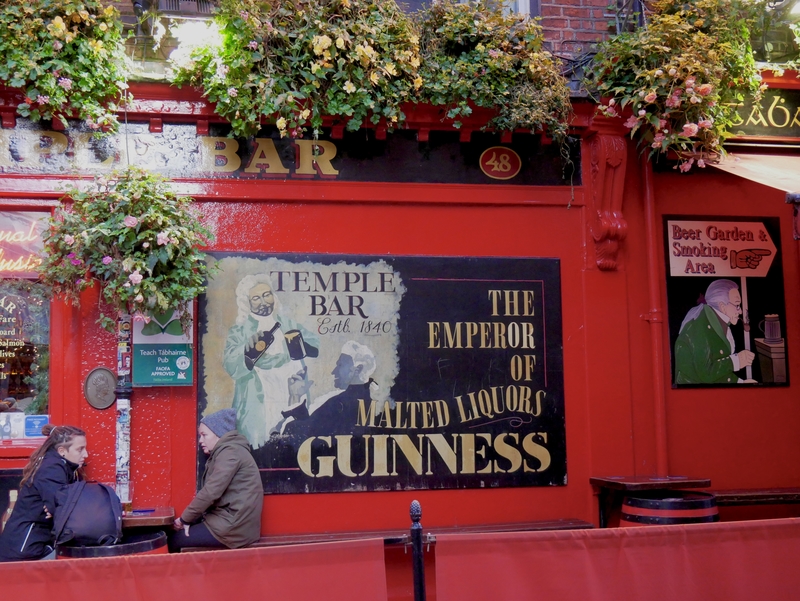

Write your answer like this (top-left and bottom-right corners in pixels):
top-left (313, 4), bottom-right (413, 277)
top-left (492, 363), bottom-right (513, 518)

top-left (255, 340), bottom-right (267, 352)
top-left (84, 367), bottom-right (117, 410)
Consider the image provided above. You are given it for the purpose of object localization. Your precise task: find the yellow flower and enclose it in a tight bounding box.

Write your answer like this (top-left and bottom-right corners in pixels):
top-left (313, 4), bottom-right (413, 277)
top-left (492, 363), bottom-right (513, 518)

top-left (89, 39), bottom-right (104, 52)
top-left (312, 35), bottom-right (332, 55)
top-left (276, 117), bottom-right (287, 130)
top-left (79, 10), bottom-right (90, 20)
top-left (384, 62), bottom-right (397, 76)
top-left (313, 80), bottom-right (321, 88)
top-left (391, 115), bottom-right (398, 123)
top-left (336, 37), bottom-right (345, 49)
top-left (301, 109), bottom-right (311, 119)
top-left (409, 35), bottom-right (419, 45)
top-left (411, 56), bottom-right (420, 68)
top-left (99, 22), bottom-right (108, 32)
top-left (64, 31), bottom-right (75, 43)
top-left (287, 95), bottom-right (294, 104)
top-left (413, 76), bottom-right (423, 89)
top-left (105, 6), bottom-right (116, 17)
top-left (344, 81), bottom-right (356, 93)
top-left (369, 71), bottom-right (380, 85)
top-left (47, 16), bottom-right (67, 38)
top-left (311, 62), bottom-right (322, 74)
top-left (341, 0), bottom-right (350, 6)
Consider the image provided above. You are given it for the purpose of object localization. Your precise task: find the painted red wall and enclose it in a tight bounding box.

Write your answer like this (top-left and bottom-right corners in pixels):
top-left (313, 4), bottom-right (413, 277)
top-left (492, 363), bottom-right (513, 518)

top-left (649, 169), bottom-right (800, 489)
top-left (8, 152), bottom-right (647, 533)
top-left (3, 111), bottom-right (798, 537)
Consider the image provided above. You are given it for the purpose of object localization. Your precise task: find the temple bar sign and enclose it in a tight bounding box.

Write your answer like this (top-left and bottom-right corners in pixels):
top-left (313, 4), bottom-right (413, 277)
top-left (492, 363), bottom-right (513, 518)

top-left (0, 119), bottom-right (579, 186)
top-left (198, 254), bottom-right (566, 494)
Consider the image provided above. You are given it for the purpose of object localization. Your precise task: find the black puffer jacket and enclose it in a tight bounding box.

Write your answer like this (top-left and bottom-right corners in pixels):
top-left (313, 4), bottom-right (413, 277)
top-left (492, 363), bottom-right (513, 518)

top-left (0, 450), bottom-right (80, 562)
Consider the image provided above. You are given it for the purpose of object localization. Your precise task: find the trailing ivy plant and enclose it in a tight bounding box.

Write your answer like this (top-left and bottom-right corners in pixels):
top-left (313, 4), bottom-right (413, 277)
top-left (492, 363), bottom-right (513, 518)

top-left (591, 0), bottom-right (767, 171)
top-left (415, 0), bottom-right (572, 140)
top-left (171, 0), bottom-right (421, 137)
top-left (39, 166), bottom-right (215, 333)
top-left (0, 0), bottom-right (130, 132)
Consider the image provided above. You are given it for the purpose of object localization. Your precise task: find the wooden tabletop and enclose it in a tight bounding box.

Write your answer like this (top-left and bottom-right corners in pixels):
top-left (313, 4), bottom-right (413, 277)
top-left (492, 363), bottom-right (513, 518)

top-left (121, 507), bottom-right (175, 528)
top-left (590, 476), bottom-right (711, 491)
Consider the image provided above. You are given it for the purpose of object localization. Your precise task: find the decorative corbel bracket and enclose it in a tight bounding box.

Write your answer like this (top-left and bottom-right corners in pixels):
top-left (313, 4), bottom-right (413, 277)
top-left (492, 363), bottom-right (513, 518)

top-left (587, 115), bottom-right (630, 271)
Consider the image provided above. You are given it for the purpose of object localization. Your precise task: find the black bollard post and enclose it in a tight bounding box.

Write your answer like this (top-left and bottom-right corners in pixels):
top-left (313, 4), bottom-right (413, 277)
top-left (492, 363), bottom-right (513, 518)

top-left (410, 500), bottom-right (426, 601)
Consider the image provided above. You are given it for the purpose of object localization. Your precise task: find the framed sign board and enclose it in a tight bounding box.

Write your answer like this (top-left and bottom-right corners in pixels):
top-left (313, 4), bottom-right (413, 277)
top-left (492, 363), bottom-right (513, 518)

top-left (199, 253), bottom-right (566, 494)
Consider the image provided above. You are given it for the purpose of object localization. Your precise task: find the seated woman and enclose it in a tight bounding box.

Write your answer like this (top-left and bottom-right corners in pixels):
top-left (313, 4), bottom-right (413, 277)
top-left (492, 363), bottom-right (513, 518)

top-left (169, 408), bottom-right (263, 552)
top-left (0, 425), bottom-right (88, 562)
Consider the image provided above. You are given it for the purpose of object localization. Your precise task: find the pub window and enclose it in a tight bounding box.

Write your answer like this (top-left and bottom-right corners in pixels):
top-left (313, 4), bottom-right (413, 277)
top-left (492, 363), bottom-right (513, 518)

top-left (0, 211), bottom-right (50, 439)
top-left (752, 0), bottom-right (800, 63)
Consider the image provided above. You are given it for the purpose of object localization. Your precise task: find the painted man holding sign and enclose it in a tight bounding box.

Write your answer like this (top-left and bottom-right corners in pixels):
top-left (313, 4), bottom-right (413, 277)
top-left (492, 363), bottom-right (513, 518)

top-left (674, 279), bottom-right (756, 384)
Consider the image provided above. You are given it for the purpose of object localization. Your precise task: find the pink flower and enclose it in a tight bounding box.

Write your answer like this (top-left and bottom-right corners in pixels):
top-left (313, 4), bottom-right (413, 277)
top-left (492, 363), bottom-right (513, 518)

top-left (53, 41), bottom-right (63, 51)
top-left (624, 116), bottom-right (639, 129)
top-left (58, 77), bottom-right (72, 90)
top-left (70, 259), bottom-right (82, 265)
top-left (157, 232), bottom-right (170, 246)
top-left (697, 159), bottom-right (706, 168)
top-left (697, 84), bottom-right (713, 96)
top-left (143, 242), bottom-right (150, 248)
top-left (240, 10), bottom-right (249, 19)
top-left (135, 294), bottom-right (144, 303)
top-left (605, 107), bottom-right (618, 117)
top-left (488, 49), bottom-right (501, 58)
top-left (651, 133), bottom-right (666, 148)
top-left (608, 99), bottom-right (616, 106)
top-left (665, 95), bottom-right (681, 108)
top-left (128, 270), bottom-right (143, 285)
top-left (249, 41), bottom-right (258, 50)
top-left (102, 256), bottom-right (113, 265)
top-left (685, 77), bottom-right (696, 88)
top-left (67, 252), bottom-right (75, 259)
top-left (658, 119), bottom-right (668, 129)
top-left (679, 158), bottom-right (695, 172)
top-left (682, 123), bottom-right (699, 137)
top-left (123, 216), bottom-right (138, 227)
top-left (644, 92), bottom-right (657, 103)
top-left (698, 119), bottom-right (713, 129)
top-left (228, 87), bottom-right (238, 97)
top-left (64, 234), bottom-right (75, 245)
top-left (37, 96), bottom-right (50, 105)
top-left (124, 282), bottom-right (131, 288)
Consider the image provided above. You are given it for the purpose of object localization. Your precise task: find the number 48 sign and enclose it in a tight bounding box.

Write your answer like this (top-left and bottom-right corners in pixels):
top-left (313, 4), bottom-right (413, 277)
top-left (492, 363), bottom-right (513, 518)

top-left (479, 146), bottom-right (522, 180)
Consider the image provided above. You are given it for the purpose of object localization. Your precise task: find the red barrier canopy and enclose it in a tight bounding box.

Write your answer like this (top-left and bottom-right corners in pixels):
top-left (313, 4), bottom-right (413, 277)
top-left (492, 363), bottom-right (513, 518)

top-left (0, 538), bottom-right (387, 601)
top-left (436, 518), bottom-right (800, 601)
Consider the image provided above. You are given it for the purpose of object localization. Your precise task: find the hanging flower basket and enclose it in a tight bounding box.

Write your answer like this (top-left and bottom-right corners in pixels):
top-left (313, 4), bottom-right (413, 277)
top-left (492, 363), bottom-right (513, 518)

top-left (590, 0), bottom-right (766, 170)
top-left (0, 0), bottom-right (130, 132)
top-left (39, 166), bottom-right (216, 333)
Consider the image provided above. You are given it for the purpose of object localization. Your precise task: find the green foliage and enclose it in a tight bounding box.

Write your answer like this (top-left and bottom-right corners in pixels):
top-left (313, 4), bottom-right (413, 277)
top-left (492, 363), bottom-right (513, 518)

top-left (0, 0), bottom-right (131, 132)
top-left (171, 0), bottom-right (421, 137)
top-left (39, 166), bottom-right (216, 333)
top-left (415, 0), bottom-right (571, 139)
top-left (170, 0), bottom-right (571, 139)
top-left (590, 0), bottom-right (767, 170)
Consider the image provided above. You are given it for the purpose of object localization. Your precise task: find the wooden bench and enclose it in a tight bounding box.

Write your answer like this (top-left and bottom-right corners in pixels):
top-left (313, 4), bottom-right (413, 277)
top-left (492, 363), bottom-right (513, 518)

top-left (710, 487), bottom-right (800, 507)
top-left (180, 518), bottom-right (594, 552)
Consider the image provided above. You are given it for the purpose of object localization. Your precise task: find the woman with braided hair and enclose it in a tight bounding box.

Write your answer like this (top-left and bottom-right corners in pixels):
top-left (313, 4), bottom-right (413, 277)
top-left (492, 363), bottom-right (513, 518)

top-left (0, 425), bottom-right (88, 562)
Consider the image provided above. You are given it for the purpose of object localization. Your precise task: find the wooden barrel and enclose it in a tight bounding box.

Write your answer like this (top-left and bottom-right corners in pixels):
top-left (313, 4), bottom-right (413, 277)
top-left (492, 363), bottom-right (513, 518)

top-left (57, 531), bottom-right (168, 559)
top-left (621, 491), bottom-right (718, 526)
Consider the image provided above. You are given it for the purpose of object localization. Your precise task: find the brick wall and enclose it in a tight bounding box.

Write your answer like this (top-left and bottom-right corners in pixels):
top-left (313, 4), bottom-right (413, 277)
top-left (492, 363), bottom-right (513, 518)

top-left (540, 0), bottom-right (610, 55)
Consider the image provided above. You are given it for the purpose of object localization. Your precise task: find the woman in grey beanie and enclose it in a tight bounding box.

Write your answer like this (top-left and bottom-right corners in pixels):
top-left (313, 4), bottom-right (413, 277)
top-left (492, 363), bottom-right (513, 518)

top-left (169, 408), bottom-right (263, 552)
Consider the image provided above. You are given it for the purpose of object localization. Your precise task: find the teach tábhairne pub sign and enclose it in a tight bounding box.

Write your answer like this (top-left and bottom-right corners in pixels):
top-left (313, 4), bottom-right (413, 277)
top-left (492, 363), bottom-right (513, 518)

top-left (199, 254), bottom-right (566, 494)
